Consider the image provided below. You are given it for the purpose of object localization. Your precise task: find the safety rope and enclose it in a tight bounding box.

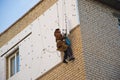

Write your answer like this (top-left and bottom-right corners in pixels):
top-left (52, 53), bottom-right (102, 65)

top-left (56, 0), bottom-right (68, 35)
top-left (56, 2), bottom-right (60, 27)
top-left (44, 48), bottom-right (61, 57)
top-left (39, 48), bottom-right (60, 58)
top-left (63, 0), bottom-right (68, 35)
top-left (38, 0), bottom-right (69, 57)
top-left (61, 0), bottom-right (68, 35)
top-left (37, 5), bottom-right (61, 57)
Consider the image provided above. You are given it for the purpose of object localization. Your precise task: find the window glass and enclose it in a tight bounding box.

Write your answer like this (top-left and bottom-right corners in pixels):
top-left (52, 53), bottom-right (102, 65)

top-left (16, 52), bottom-right (20, 72)
top-left (10, 56), bottom-right (15, 77)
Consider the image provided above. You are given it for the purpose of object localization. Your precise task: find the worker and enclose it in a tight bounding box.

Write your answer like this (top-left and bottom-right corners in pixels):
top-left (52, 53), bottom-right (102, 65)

top-left (54, 28), bottom-right (75, 63)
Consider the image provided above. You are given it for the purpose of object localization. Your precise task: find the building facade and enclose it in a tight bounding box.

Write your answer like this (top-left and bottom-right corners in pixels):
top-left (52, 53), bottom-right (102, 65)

top-left (0, 0), bottom-right (120, 80)
top-left (0, 0), bottom-right (86, 80)
top-left (78, 0), bottom-right (120, 80)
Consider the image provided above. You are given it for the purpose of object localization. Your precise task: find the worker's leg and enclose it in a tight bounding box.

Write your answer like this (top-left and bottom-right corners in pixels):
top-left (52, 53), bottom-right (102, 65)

top-left (67, 46), bottom-right (75, 61)
top-left (63, 50), bottom-right (68, 63)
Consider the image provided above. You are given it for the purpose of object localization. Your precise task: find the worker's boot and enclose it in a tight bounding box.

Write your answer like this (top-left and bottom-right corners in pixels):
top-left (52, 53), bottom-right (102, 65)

top-left (63, 59), bottom-right (68, 64)
top-left (69, 57), bottom-right (75, 61)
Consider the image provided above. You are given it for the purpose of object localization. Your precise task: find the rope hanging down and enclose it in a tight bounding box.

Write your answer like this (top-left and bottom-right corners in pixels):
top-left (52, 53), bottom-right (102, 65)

top-left (63, 0), bottom-right (68, 35)
top-left (56, 2), bottom-right (60, 27)
top-left (37, 2), bottom-right (62, 57)
top-left (56, 0), bottom-right (68, 35)
top-left (38, 1), bottom-right (69, 53)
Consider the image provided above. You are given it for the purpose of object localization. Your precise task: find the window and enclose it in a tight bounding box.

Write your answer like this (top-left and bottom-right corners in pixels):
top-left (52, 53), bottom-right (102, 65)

top-left (7, 48), bottom-right (20, 78)
top-left (118, 18), bottom-right (120, 31)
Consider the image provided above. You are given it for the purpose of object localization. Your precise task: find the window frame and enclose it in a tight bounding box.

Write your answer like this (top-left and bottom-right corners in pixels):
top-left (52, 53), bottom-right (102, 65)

top-left (7, 48), bottom-right (20, 79)
top-left (118, 18), bottom-right (120, 31)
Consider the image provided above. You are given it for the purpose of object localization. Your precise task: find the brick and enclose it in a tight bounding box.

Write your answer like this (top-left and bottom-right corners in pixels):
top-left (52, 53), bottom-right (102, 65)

top-left (78, 0), bottom-right (120, 80)
top-left (37, 25), bottom-right (86, 80)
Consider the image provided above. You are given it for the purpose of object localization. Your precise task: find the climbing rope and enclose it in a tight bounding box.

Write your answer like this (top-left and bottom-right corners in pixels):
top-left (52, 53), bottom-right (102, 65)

top-left (37, 0), bottom-right (69, 57)
top-left (38, 11), bottom-right (60, 57)
top-left (63, 0), bottom-right (68, 35)
top-left (44, 48), bottom-right (61, 57)
top-left (56, 2), bottom-right (60, 27)
top-left (61, 0), bottom-right (68, 35)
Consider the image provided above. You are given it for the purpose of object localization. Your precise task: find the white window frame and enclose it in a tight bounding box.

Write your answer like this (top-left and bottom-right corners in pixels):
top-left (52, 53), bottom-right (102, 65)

top-left (8, 49), bottom-right (19, 78)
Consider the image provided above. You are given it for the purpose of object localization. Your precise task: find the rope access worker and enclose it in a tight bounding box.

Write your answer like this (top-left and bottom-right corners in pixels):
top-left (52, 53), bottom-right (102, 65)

top-left (54, 28), bottom-right (75, 64)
